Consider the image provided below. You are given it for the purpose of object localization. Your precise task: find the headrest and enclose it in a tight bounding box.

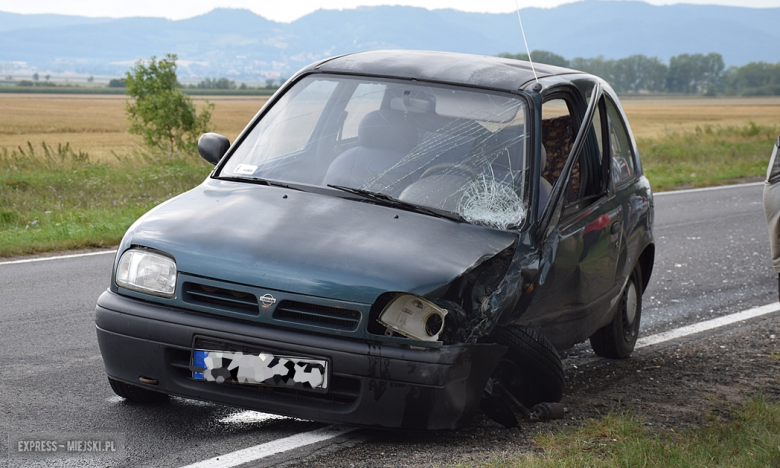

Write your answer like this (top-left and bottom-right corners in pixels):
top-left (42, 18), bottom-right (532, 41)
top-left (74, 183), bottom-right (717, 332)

top-left (358, 110), bottom-right (418, 153)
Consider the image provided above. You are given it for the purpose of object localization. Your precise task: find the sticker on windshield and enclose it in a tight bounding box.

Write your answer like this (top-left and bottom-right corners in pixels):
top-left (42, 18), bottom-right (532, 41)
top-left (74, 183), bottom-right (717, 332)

top-left (234, 164), bottom-right (257, 175)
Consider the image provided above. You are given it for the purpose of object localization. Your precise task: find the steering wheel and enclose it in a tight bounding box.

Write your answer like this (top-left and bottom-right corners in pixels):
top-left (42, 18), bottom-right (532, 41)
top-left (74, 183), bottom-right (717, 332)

top-left (419, 163), bottom-right (479, 180)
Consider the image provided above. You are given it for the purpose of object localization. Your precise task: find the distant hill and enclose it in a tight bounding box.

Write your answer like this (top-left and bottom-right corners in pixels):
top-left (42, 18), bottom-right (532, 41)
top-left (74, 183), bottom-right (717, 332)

top-left (0, 11), bottom-right (113, 32)
top-left (1, 0), bottom-right (779, 80)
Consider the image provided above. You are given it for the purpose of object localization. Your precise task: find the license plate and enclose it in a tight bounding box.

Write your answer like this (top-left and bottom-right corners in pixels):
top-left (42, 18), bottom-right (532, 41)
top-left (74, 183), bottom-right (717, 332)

top-left (191, 349), bottom-right (329, 392)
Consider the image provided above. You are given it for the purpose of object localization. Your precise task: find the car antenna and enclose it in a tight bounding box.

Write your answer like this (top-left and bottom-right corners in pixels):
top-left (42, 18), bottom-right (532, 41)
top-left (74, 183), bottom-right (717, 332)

top-left (514, 0), bottom-right (539, 84)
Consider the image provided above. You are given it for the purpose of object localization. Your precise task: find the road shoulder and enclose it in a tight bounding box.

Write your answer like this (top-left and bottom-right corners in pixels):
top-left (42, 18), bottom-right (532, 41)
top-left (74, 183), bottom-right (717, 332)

top-left (301, 313), bottom-right (780, 467)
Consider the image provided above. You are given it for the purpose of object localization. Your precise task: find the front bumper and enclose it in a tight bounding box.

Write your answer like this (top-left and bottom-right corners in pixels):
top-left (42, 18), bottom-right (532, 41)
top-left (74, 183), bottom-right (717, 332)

top-left (95, 290), bottom-right (505, 430)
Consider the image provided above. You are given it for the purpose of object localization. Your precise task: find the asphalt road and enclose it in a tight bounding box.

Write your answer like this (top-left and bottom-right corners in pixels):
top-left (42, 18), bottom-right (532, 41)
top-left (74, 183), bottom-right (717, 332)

top-left (642, 183), bottom-right (774, 332)
top-left (0, 182), bottom-right (774, 467)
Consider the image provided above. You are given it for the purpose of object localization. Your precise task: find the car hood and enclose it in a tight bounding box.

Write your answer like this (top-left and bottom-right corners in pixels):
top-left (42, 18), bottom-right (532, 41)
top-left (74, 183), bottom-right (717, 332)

top-left (124, 179), bottom-right (518, 304)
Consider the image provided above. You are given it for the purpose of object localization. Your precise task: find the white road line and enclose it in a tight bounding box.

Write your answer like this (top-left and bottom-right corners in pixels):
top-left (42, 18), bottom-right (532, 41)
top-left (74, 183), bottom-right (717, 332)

top-left (180, 425), bottom-right (356, 468)
top-left (635, 302), bottom-right (780, 349)
top-left (0, 250), bottom-right (116, 266)
top-left (654, 181), bottom-right (763, 196)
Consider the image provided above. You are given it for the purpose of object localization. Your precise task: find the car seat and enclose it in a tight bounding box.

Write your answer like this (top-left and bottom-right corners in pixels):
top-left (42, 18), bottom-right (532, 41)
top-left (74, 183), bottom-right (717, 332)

top-left (541, 114), bottom-right (580, 204)
top-left (323, 110), bottom-right (422, 196)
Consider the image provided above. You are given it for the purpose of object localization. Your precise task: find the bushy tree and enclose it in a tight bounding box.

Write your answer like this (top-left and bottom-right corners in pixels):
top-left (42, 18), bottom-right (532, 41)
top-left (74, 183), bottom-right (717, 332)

top-left (570, 56), bottom-right (616, 83)
top-left (723, 62), bottom-right (780, 96)
top-left (125, 54), bottom-right (213, 154)
top-left (667, 53), bottom-right (724, 94)
top-left (611, 55), bottom-right (668, 93)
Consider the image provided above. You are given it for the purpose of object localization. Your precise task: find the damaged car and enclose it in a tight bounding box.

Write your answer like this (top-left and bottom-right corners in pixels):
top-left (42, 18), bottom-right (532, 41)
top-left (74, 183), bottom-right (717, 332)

top-left (95, 50), bottom-right (654, 430)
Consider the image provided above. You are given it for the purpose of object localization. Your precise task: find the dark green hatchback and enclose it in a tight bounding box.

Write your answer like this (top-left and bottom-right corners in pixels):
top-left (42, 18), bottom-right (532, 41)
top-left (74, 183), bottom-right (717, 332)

top-left (95, 50), bottom-right (654, 430)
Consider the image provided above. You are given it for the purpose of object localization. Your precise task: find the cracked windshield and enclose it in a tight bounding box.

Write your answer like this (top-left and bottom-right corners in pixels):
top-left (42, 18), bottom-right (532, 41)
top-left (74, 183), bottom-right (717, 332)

top-left (220, 75), bottom-right (529, 229)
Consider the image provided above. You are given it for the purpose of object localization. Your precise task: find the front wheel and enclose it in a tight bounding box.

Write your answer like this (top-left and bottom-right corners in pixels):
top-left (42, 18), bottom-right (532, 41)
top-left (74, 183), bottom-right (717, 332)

top-left (490, 325), bottom-right (565, 407)
top-left (590, 266), bottom-right (642, 359)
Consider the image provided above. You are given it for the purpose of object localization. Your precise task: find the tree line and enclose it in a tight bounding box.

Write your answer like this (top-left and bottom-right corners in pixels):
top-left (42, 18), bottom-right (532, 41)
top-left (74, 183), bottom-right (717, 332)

top-left (499, 51), bottom-right (780, 96)
top-left (185, 77), bottom-right (285, 90)
top-left (109, 76), bottom-right (284, 90)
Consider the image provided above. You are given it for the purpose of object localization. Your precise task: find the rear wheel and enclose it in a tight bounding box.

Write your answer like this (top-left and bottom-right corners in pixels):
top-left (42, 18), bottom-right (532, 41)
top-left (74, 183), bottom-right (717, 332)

top-left (590, 266), bottom-right (642, 359)
top-left (490, 325), bottom-right (564, 407)
top-left (108, 377), bottom-right (169, 403)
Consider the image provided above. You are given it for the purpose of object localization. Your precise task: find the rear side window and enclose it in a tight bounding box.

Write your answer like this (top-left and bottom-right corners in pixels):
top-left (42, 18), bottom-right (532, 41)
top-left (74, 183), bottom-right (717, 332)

top-left (606, 99), bottom-right (635, 187)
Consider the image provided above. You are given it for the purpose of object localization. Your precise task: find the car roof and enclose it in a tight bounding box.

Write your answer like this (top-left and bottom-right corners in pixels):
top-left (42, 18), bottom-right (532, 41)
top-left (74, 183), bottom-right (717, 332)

top-left (309, 49), bottom-right (587, 93)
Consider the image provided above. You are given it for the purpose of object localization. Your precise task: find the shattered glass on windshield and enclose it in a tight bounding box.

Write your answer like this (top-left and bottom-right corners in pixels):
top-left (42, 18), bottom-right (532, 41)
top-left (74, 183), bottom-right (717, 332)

top-left (221, 75), bottom-right (529, 230)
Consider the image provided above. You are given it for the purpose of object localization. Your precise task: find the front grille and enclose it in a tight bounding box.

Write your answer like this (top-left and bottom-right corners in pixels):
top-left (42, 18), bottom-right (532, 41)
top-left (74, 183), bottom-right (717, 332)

top-left (182, 282), bottom-right (258, 315)
top-left (273, 301), bottom-right (361, 331)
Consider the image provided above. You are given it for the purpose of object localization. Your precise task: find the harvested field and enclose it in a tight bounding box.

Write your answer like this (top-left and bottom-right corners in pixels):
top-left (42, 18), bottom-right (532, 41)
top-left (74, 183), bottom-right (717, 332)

top-left (620, 96), bottom-right (780, 139)
top-left (0, 93), bottom-right (269, 161)
top-left (2, 94), bottom-right (779, 160)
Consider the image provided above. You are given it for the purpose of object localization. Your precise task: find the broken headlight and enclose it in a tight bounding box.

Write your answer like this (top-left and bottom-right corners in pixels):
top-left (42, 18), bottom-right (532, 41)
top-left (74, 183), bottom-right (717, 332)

top-left (115, 249), bottom-right (177, 298)
top-left (378, 294), bottom-right (448, 342)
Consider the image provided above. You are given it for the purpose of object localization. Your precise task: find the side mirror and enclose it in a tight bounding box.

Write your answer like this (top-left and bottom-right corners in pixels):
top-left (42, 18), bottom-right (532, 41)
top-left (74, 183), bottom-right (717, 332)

top-left (198, 133), bottom-right (230, 165)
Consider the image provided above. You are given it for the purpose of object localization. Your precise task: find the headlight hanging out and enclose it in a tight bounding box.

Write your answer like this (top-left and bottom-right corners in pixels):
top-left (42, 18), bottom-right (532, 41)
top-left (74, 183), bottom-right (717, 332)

top-left (378, 294), bottom-right (448, 342)
top-left (116, 249), bottom-right (177, 298)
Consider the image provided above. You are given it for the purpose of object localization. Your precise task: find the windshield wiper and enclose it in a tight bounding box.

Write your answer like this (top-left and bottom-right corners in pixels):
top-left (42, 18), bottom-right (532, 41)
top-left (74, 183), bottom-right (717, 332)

top-left (327, 184), bottom-right (463, 222)
top-left (218, 176), bottom-right (304, 191)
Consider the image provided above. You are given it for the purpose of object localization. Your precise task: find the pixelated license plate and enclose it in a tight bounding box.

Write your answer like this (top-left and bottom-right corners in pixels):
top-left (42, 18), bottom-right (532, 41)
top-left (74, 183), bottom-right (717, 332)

top-left (191, 349), bottom-right (329, 392)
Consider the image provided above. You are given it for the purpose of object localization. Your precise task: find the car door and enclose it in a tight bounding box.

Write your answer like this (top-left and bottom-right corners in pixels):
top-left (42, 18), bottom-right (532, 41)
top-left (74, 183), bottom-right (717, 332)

top-left (518, 82), bottom-right (623, 350)
top-left (603, 94), bottom-right (646, 287)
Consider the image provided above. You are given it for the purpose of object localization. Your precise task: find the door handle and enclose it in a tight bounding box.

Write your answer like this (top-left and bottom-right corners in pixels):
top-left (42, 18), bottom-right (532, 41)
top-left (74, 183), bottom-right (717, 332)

top-left (611, 222), bottom-right (620, 235)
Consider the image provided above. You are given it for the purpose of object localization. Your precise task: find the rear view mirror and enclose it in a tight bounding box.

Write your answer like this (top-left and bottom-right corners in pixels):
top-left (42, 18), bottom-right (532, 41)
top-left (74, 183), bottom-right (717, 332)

top-left (198, 133), bottom-right (230, 165)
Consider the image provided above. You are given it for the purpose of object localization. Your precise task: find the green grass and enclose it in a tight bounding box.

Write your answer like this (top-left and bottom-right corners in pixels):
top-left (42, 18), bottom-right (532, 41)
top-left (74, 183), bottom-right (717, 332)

top-left (0, 121), bottom-right (776, 257)
top-left (637, 122), bottom-right (777, 191)
top-left (0, 142), bottom-right (211, 257)
top-left (459, 395), bottom-right (780, 468)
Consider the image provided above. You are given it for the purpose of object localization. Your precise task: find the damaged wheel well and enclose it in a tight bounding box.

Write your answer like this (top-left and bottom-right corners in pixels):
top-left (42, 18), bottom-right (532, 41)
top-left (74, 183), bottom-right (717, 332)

top-left (365, 243), bottom-right (519, 345)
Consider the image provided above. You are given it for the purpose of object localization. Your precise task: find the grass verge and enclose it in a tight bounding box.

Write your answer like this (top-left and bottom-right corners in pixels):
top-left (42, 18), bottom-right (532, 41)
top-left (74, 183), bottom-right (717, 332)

top-left (637, 122), bottom-right (777, 191)
top-left (0, 142), bottom-right (211, 257)
top-left (465, 395), bottom-right (780, 467)
top-left (0, 122), bottom-right (777, 257)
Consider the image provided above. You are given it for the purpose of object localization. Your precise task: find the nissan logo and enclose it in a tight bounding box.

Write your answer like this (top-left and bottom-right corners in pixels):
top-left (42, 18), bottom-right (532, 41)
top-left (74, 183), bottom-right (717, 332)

top-left (259, 294), bottom-right (277, 307)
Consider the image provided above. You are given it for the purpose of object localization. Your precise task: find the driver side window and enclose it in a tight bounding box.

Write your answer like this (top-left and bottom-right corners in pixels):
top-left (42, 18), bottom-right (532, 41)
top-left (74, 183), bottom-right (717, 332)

top-left (543, 90), bottom-right (609, 219)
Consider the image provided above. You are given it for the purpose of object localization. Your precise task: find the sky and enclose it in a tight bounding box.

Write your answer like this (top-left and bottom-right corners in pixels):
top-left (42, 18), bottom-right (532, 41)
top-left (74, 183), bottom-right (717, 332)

top-left (1, 0), bottom-right (780, 22)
